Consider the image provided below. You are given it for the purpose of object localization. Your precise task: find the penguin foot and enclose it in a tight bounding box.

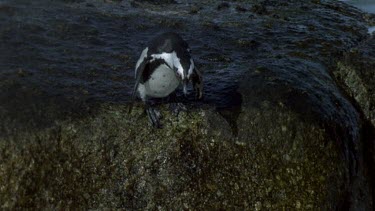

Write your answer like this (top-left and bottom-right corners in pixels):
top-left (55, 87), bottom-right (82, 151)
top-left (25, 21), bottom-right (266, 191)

top-left (146, 107), bottom-right (163, 128)
top-left (169, 102), bottom-right (187, 116)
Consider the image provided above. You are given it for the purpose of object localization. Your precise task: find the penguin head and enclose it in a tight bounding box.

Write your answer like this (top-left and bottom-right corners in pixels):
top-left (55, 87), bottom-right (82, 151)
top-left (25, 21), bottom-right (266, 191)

top-left (174, 48), bottom-right (194, 96)
top-left (147, 32), bottom-right (195, 96)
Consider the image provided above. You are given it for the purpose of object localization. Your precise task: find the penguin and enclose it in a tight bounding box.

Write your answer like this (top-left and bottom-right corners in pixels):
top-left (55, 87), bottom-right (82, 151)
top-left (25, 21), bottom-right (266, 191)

top-left (132, 32), bottom-right (203, 128)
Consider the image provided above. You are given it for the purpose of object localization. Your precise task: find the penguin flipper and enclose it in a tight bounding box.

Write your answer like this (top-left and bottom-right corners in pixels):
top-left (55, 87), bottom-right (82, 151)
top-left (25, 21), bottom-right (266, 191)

top-left (128, 56), bottom-right (150, 114)
top-left (192, 67), bottom-right (203, 100)
top-left (132, 57), bottom-right (175, 101)
top-left (132, 57), bottom-right (150, 101)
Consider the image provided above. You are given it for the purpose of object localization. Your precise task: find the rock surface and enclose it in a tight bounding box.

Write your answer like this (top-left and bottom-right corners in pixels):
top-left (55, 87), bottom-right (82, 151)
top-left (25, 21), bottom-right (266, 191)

top-left (0, 0), bottom-right (374, 210)
top-left (334, 36), bottom-right (375, 207)
top-left (335, 36), bottom-right (375, 126)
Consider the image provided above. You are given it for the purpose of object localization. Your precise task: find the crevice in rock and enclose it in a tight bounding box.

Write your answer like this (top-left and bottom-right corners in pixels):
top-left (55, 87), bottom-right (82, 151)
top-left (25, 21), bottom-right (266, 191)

top-left (329, 39), bottom-right (375, 207)
top-left (361, 119), bottom-right (375, 208)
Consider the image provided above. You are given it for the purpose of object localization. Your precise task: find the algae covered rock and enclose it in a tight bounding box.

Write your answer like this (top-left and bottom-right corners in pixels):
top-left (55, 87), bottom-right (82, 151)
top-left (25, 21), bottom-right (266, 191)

top-left (234, 57), bottom-right (368, 210)
top-left (0, 95), bottom-right (370, 209)
top-left (334, 37), bottom-right (375, 126)
top-left (333, 37), bottom-right (375, 205)
top-left (0, 103), bottom-right (355, 210)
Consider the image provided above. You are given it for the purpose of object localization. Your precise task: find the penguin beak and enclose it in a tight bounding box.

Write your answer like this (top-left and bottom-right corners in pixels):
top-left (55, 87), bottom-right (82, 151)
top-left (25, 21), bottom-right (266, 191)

top-left (183, 79), bottom-right (188, 96)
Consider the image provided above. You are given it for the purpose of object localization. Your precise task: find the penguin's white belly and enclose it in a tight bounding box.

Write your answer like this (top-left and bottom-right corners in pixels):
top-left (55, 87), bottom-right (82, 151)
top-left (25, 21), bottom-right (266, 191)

top-left (141, 64), bottom-right (180, 98)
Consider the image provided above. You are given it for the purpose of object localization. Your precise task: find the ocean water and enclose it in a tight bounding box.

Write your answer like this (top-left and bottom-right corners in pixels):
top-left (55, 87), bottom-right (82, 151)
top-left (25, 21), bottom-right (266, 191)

top-left (0, 0), bottom-right (371, 117)
top-left (341, 0), bottom-right (375, 33)
top-left (343, 0), bottom-right (375, 14)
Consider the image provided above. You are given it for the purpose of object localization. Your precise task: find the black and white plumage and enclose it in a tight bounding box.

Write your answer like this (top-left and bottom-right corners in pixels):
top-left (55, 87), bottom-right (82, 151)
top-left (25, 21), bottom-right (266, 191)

top-left (132, 32), bottom-right (203, 128)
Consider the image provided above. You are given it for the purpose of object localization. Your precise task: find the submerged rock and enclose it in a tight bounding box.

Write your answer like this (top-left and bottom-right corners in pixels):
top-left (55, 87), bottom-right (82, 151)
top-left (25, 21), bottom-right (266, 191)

top-left (0, 0), bottom-right (374, 210)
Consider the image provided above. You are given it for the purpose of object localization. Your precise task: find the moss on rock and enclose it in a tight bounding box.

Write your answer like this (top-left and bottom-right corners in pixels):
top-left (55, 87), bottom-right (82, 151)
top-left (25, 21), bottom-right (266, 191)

top-left (0, 101), bottom-right (365, 209)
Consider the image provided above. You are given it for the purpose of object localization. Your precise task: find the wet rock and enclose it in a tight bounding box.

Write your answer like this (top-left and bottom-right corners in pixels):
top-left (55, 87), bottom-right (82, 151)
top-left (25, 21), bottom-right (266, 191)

top-left (235, 5), bottom-right (247, 12)
top-left (364, 13), bottom-right (375, 25)
top-left (85, 3), bottom-right (95, 7)
top-left (236, 38), bottom-right (260, 49)
top-left (334, 37), bottom-right (375, 126)
top-left (333, 35), bottom-right (375, 211)
top-left (251, 3), bottom-right (269, 15)
top-left (0, 95), bottom-right (370, 210)
top-left (132, 0), bottom-right (176, 5)
top-left (17, 68), bottom-right (32, 77)
top-left (217, 2), bottom-right (230, 11)
top-left (104, 0), bottom-right (123, 3)
top-left (0, 4), bottom-right (16, 16)
top-left (52, 0), bottom-right (84, 3)
top-left (156, 18), bottom-right (184, 29)
top-left (239, 55), bottom-right (375, 210)
top-left (201, 21), bottom-right (220, 31)
top-left (189, 5), bottom-right (201, 14)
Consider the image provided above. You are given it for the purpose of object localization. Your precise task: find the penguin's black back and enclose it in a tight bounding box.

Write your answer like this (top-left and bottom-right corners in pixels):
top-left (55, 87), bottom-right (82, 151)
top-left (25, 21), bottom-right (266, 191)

top-left (148, 32), bottom-right (189, 54)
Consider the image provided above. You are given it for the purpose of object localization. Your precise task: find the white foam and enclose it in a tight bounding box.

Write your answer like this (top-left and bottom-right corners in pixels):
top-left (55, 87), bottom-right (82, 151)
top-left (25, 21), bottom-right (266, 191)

top-left (368, 26), bottom-right (375, 34)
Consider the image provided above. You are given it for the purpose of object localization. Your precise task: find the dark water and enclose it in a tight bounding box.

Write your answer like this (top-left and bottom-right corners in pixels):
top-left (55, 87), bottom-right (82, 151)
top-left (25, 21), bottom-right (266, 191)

top-left (0, 0), bottom-right (247, 109)
top-left (0, 0), bottom-right (369, 116)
